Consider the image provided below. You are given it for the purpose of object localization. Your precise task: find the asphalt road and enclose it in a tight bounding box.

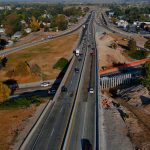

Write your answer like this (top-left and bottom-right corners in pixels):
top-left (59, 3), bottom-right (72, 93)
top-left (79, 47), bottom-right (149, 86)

top-left (20, 12), bottom-right (93, 150)
top-left (65, 12), bottom-right (97, 150)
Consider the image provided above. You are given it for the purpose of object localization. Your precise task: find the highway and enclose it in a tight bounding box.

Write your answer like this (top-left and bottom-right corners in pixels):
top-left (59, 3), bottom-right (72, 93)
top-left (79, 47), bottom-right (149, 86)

top-left (63, 12), bottom-right (97, 150)
top-left (20, 12), bottom-right (97, 150)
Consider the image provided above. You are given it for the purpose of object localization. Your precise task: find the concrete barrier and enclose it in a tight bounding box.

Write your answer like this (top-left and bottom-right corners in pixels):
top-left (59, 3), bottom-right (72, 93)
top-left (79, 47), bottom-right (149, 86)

top-left (100, 73), bottom-right (133, 89)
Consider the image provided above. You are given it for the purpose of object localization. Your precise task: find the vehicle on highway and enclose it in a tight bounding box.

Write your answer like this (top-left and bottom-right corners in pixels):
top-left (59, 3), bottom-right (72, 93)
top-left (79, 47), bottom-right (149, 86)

top-left (41, 82), bottom-right (51, 87)
top-left (48, 87), bottom-right (56, 95)
top-left (78, 57), bottom-right (82, 61)
top-left (74, 67), bottom-right (79, 73)
top-left (90, 51), bottom-right (95, 56)
top-left (48, 35), bottom-right (53, 39)
top-left (88, 44), bottom-right (91, 48)
top-left (61, 85), bottom-right (67, 92)
top-left (89, 87), bottom-right (94, 94)
top-left (75, 48), bottom-right (80, 56)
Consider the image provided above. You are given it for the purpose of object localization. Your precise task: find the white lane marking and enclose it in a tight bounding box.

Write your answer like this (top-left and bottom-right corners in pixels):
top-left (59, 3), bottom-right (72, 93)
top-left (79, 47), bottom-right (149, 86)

top-left (50, 128), bottom-right (54, 137)
top-left (82, 103), bottom-right (87, 137)
top-left (60, 106), bottom-right (63, 113)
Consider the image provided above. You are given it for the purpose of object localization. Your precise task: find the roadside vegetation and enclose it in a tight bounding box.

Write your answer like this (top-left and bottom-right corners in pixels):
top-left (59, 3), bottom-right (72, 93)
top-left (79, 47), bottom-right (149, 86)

top-left (0, 82), bottom-right (11, 103)
top-left (0, 96), bottom-right (42, 109)
top-left (53, 57), bottom-right (68, 70)
top-left (142, 61), bottom-right (150, 89)
top-left (127, 38), bottom-right (148, 60)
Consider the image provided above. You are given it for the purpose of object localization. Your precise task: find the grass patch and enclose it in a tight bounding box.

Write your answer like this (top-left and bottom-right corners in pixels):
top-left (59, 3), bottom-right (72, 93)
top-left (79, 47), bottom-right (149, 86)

top-left (127, 50), bottom-right (148, 60)
top-left (0, 96), bottom-right (42, 109)
top-left (53, 57), bottom-right (68, 70)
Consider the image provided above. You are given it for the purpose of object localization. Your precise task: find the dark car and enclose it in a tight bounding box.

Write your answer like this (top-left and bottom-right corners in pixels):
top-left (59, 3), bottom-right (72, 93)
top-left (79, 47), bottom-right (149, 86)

top-left (75, 68), bottom-right (79, 73)
top-left (48, 88), bottom-right (57, 95)
top-left (61, 85), bottom-right (67, 92)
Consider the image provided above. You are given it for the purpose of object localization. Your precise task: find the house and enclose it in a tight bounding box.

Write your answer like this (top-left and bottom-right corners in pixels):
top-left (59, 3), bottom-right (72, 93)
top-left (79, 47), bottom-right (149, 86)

top-left (108, 12), bottom-right (114, 17)
top-left (20, 20), bottom-right (26, 24)
top-left (6, 40), bottom-right (14, 47)
top-left (24, 28), bottom-right (32, 33)
top-left (11, 31), bottom-right (22, 39)
top-left (0, 28), bottom-right (5, 33)
top-left (0, 6), bottom-right (4, 10)
top-left (116, 20), bottom-right (128, 28)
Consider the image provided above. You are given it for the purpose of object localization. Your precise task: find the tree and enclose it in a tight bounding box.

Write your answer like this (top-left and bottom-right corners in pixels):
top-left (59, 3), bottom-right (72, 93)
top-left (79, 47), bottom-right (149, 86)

top-left (142, 61), bottom-right (150, 89)
top-left (0, 57), bottom-right (8, 69)
top-left (0, 82), bottom-right (11, 103)
top-left (55, 15), bottom-right (68, 31)
top-left (15, 61), bottom-right (30, 76)
top-left (44, 26), bottom-right (49, 32)
top-left (128, 38), bottom-right (137, 51)
top-left (4, 13), bottom-right (21, 36)
top-left (144, 39), bottom-right (150, 50)
top-left (30, 16), bottom-right (40, 32)
top-left (31, 64), bottom-right (41, 76)
top-left (111, 42), bottom-right (118, 49)
top-left (0, 39), bottom-right (8, 50)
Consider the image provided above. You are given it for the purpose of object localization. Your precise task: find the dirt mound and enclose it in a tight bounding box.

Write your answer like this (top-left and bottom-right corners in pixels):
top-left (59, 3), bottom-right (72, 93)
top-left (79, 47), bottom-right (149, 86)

top-left (96, 34), bottom-right (129, 69)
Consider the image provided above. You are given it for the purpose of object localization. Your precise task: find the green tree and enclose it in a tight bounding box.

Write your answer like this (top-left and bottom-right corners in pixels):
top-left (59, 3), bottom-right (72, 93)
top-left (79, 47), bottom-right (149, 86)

top-left (142, 61), bottom-right (150, 89)
top-left (144, 39), bottom-right (150, 50)
top-left (55, 15), bottom-right (68, 31)
top-left (128, 38), bottom-right (137, 51)
top-left (0, 82), bottom-right (11, 103)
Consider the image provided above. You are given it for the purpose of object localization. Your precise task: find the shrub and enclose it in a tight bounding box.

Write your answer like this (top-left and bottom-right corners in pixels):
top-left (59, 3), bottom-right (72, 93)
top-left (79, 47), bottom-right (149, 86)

top-left (128, 38), bottom-right (137, 51)
top-left (128, 50), bottom-right (148, 60)
top-left (53, 57), bottom-right (68, 70)
top-left (0, 96), bottom-right (41, 108)
top-left (15, 61), bottom-right (30, 76)
top-left (0, 82), bottom-right (11, 103)
top-left (144, 39), bottom-right (150, 50)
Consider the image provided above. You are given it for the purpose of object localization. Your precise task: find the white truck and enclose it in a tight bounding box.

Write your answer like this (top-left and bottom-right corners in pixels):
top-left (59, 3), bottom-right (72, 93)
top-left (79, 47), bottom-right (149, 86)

top-left (75, 48), bottom-right (80, 56)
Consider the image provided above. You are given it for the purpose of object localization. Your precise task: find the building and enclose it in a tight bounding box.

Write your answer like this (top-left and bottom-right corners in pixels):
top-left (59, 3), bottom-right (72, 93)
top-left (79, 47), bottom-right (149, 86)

top-left (108, 12), bottom-right (114, 17)
top-left (24, 28), bottom-right (32, 33)
top-left (116, 20), bottom-right (129, 28)
top-left (11, 31), bottom-right (22, 39)
top-left (0, 28), bottom-right (5, 33)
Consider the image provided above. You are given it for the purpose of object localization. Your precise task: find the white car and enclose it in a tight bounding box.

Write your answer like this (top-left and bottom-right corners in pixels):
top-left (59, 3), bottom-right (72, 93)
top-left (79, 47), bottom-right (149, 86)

top-left (41, 82), bottom-right (50, 87)
top-left (89, 88), bottom-right (94, 94)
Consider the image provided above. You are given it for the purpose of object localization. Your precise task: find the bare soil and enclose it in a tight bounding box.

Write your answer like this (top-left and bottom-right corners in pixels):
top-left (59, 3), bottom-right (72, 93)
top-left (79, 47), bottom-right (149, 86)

top-left (96, 33), bottom-right (130, 70)
top-left (109, 86), bottom-right (150, 150)
top-left (0, 106), bottom-right (36, 150)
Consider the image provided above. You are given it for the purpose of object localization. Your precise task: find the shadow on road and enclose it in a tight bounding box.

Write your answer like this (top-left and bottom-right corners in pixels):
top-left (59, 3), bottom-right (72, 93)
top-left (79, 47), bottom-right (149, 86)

top-left (140, 95), bottom-right (150, 105)
top-left (81, 138), bottom-right (92, 150)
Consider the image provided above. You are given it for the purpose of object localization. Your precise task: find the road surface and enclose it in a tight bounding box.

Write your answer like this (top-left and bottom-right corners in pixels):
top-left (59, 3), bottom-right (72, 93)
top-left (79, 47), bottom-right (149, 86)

top-left (64, 12), bottom-right (97, 150)
top-left (20, 12), bottom-right (94, 150)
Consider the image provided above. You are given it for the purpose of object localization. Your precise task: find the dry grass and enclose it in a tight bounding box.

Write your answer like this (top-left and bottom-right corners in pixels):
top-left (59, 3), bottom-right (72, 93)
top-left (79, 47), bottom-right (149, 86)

top-left (0, 33), bottom-right (79, 83)
top-left (0, 107), bottom-right (36, 150)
